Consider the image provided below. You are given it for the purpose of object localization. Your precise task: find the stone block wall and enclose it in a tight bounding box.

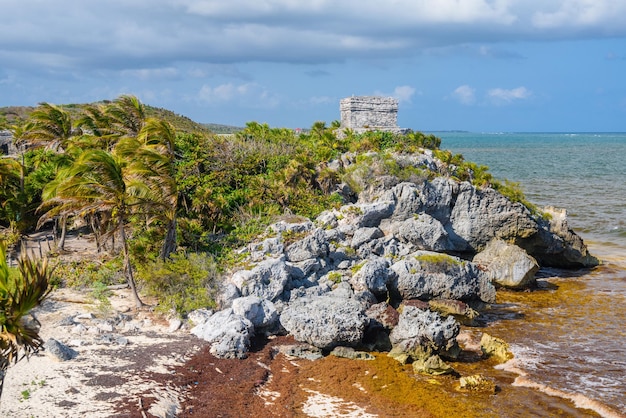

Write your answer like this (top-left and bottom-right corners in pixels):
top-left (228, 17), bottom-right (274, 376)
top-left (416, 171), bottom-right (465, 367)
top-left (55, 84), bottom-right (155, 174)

top-left (339, 96), bottom-right (408, 135)
top-left (340, 96), bottom-right (398, 129)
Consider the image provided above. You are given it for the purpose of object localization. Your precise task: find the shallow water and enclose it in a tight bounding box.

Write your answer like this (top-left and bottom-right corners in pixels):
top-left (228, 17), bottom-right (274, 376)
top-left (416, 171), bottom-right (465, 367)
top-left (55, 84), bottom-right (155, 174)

top-left (435, 132), bottom-right (626, 416)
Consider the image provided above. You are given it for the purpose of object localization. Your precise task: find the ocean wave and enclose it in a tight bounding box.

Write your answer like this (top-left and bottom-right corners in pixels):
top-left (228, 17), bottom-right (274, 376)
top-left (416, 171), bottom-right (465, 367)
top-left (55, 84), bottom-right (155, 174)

top-left (496, 353), bottom-right (625, 418)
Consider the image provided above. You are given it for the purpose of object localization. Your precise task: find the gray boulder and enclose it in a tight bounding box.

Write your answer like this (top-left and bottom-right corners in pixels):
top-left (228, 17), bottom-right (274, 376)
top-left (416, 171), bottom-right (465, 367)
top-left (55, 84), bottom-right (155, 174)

top-left (521, 206), bottom-right (599, 268)
top-left (382, 213), bottom-right (450, 252)
top-left (44, 338), bottom-right (78, 361)
top-left (349, 257), bottom-right (393, 297)
top-left (230, 257), bottom-right (291, 301)
top-left (390, 251), bottom-right (496, 303)
top-left (186, 308), bottom-right (215, 326)
top-left (351, 227), bottom-right (384, 248)
top-left (279, 295), bottom-right (368, 350)
top-left (389, 306), bottom-right (460, 361)
top-left (190, 309), bottom-right (253, 359)
top-left (473, 239), bottom-right (539, 289)
top-left (353, 201), bottom-right (395, 227)
top-left (448, 182), bottom-right (538, 252)
top-left (285, 228), bottom-right (329, 262)
top-left (231, 296), bottom-right (278, 329)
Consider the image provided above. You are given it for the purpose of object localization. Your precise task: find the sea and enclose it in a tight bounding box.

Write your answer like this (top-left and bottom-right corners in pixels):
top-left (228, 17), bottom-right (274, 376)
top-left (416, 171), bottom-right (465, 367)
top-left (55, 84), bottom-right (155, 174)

top-left (433, 132), bottom-right (626, 417)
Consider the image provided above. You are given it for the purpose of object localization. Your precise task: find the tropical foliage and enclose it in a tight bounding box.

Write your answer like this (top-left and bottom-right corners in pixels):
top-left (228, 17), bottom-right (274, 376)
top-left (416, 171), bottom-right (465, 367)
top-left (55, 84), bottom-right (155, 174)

top-left (0, 243), bottom-right (54, 401)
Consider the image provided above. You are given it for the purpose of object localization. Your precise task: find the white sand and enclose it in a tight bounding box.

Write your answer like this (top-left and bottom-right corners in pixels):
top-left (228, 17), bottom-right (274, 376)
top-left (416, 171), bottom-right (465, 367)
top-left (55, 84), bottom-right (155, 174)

top-left (1, 288), bottom-right (201, 418)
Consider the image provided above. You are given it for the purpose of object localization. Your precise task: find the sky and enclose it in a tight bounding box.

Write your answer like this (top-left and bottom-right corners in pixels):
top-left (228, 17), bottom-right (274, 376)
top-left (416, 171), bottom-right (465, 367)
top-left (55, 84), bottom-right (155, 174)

top-left (2, 0), bottom-right (626, 132)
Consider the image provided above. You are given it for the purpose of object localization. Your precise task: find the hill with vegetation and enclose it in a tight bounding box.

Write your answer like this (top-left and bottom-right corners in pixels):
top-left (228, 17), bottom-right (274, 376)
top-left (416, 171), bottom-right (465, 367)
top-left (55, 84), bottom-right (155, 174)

top-left (0, 103), bottom-right (238, 135)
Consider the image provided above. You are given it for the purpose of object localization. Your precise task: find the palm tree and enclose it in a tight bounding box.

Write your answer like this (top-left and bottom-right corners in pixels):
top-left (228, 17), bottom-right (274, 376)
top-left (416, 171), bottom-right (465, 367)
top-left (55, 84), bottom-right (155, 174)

top-left (22, 104), bottom-right (80, 249)
top-left (0, 243), bottom-right (53, 402)
top-left (39, 149), bottom-right (149, 307)
top-left (24, 103), bottom-right (76, 152)
top-left (106, 95), bottom-right (146, 139)
top-left (133, 118), bottom-right (178, 259)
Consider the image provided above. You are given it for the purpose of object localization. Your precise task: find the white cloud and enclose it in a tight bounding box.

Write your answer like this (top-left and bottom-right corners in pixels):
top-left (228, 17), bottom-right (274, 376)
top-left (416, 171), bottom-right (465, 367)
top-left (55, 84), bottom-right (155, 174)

top-left (120, 67), bottom-right (179, 81)
top-left (488, 87), bottom-right (532, 104)
top-left (373, 85), bottom-right (418, 104)
top-left (1, 0), bottom-right (626, 74)
top-left (532, 0), bottom-right (621, 29)
top-left (196, 82), bottom-right (279, 108)
top-left (309, 96), bottom-right (334, 105)
top-left (452, 85), bottom-right (476, 105)
top-left (392, 85), bottom-right (417, 104)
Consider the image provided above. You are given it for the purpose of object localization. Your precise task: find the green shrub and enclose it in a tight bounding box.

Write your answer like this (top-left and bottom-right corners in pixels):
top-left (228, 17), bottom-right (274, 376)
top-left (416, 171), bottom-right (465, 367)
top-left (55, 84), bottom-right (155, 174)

top-left (54, 257), bottom-right (124, 288)
top-left (414, 253), bottom-right (462, 273)
top-left (136, 251), bottom-right (220, 315)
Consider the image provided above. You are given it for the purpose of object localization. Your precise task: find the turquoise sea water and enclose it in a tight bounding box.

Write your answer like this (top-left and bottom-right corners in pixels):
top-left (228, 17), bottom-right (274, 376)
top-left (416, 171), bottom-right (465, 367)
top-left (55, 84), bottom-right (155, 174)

top-left (434, 132), bottom-right (626, 416)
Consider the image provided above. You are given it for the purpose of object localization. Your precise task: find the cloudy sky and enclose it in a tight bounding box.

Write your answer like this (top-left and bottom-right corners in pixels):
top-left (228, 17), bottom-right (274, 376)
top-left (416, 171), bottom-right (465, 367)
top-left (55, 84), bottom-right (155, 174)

top-left (2, 0), bottom-right (626, 132)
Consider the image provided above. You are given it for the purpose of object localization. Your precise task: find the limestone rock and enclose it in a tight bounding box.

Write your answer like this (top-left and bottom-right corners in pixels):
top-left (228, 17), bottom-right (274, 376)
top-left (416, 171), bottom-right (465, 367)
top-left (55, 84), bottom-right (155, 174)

top-left (186, 308), bottom-right (214, 326)
top-left (449, 183), bottom-right (539, 252)
top-left (390, 251), bottom-right (496, 303)
top-left (389, 306), bottom-right (460, 361)
top-left (382, 213), bottom-right (450, 252)
top-left (230, 257), bottom-right (291, 302)
top-left (190, 309), bottom-right (253, 359)
top-left (480, 332), bottom-right (512, 362)
top-left (349, 256), bottom-right (393, 297)
top-left (352, 201), bottom-right (395, 228)
top-left (458, 374), bottom-right (498, 393)
top-left (412, 354), bottom-right (455, 375)
top-left (231, 296), bottom-right (278, 330)
top-left (522, 207), bottom-right (599, 268)
top-left (428, 299), bottom-right (479, 324)
top-left (365, 302), bottom-right (399, 330)
top-left (272, 343), bottom-right (323, 360)
top-left (279, 295), bottom-right (368, 350)
top-left (285, 228), bottom-right (329, 262)
top-left (330, 346), bottom-right (375, 360)
top-left (44, 338), bottom-right (78, 361)
top-left (473, 239), bottom-right (539, 289)
top-left (351, 227), bottom-right (384, 248)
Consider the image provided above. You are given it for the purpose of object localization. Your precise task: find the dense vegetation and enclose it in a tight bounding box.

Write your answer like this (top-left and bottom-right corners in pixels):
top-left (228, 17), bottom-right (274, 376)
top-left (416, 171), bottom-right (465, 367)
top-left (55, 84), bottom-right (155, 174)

top-left (0, 96), bottom-right (534, 315)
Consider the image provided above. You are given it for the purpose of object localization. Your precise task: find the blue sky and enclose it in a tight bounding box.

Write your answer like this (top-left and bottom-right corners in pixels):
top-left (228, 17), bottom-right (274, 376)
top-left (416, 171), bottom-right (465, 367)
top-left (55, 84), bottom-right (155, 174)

top-left (2, 0), bottom-right (626, 132)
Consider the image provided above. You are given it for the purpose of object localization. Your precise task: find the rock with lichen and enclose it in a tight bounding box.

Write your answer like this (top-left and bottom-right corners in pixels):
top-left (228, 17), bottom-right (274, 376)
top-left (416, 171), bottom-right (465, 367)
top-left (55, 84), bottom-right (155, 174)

top-left (480, 332), bottom-right (513, 362)
top-left (458, 374), bottom-right (498, 393)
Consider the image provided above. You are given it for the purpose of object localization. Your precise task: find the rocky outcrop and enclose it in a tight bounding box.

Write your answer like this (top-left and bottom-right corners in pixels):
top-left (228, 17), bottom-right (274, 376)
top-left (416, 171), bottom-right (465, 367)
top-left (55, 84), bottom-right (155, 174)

top-left (390, 251), bottom-right (495, 303)
top-left (190, 150), bottom-right (596, 365)
top-left (279, 295), bottom-right (368, 350)
top-left (474, 239), bottom-right (539, 289)
top-left (388, 306), bottom-right (460, 374)
top-left (190, 309), bottom-right (253, 359)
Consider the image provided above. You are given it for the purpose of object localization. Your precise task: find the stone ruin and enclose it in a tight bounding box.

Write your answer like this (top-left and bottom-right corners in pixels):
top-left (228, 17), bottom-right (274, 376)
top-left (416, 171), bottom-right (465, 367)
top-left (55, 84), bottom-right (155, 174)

top-left (339, 96), bottom-right (410, 135)
top-left (0, 130), bottom-right (16, 155)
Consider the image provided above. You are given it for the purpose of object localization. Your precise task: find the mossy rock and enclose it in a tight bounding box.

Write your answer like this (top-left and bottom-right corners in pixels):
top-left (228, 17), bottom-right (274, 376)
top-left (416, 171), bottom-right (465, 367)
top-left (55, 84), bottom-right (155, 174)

top-left (480, 332), bottom-right (513, 362)
top-left (330, 346), bottom-right (375, 360)
top-left (458, 374), bottom-right (498, 394)
top-left (412, 354), bottom-right (455, 375)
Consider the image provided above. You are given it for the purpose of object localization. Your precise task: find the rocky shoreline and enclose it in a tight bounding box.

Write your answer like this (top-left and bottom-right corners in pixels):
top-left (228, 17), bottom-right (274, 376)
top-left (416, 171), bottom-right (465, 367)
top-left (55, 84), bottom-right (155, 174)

top-left (190, 150), bottom-right (596, 376)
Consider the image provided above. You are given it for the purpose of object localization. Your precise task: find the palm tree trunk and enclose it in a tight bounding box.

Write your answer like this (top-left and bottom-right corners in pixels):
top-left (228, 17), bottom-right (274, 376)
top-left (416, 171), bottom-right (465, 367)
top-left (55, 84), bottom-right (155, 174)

top-left (159, 217), bottom-right (177, 260)
top-left (119, 217), bottom-right (143, 308)
top-left (58, 215), bottom-right (68, 250)
top-left (89, 215), bottom-right (101, 253)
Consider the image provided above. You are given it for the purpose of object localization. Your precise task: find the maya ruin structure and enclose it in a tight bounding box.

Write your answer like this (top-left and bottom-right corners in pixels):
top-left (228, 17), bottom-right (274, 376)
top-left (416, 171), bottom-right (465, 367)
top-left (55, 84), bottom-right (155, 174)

top-left (339, 96), bottom-right (410, 135)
